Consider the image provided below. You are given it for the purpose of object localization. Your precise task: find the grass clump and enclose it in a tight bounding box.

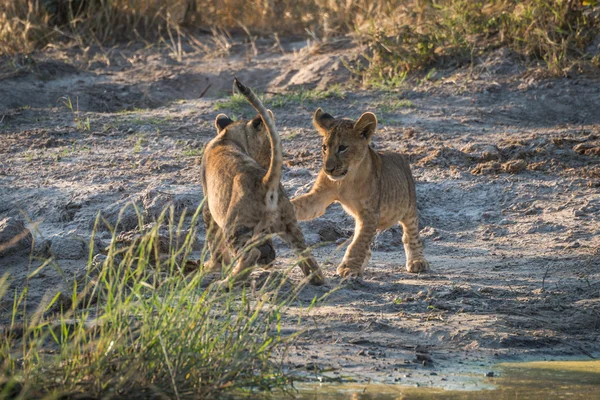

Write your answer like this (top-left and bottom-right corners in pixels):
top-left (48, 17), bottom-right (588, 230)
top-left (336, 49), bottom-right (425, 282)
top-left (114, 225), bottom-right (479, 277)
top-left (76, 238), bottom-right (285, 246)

top-left (378, 98), bottom-right (413, 114)
top-left (0, 204), bottom-right (303, 399)
top-left (214, 92), bottom-right (251, 114)
top-left (356, 0), bottom-right (600, 81)
top-left (214, 86), bottom-right (345, 116)
top-left (271, 85), bottom-right (345, 108)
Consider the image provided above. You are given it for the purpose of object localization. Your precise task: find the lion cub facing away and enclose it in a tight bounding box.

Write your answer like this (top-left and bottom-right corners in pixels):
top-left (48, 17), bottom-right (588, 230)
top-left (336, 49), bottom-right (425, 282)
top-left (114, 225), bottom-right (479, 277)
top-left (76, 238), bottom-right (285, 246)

top-left (200, 79), bottom-right (325, 286)
top-left (291, 108), bottom-right (429, 278)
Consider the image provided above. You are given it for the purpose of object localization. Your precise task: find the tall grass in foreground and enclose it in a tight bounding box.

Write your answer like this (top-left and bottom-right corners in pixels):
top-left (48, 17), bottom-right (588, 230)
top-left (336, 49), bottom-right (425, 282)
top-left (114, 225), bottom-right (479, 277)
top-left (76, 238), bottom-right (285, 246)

top-left (0, 204), bottom-right (311, 399)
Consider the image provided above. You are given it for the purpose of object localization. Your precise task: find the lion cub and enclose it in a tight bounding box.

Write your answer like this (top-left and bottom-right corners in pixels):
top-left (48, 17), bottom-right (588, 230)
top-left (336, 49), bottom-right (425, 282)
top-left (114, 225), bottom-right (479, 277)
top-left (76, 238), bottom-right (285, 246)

top-left (291, 108), bottom-right (429, 278)
top-left (200, 79), bottom-right (325, 286)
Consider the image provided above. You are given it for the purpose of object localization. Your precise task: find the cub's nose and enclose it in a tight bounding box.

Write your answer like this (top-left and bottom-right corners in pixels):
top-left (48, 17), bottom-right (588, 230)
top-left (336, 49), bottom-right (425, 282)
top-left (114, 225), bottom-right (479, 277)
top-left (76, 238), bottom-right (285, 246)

top-left (325, 160), bottom-right (336, 173)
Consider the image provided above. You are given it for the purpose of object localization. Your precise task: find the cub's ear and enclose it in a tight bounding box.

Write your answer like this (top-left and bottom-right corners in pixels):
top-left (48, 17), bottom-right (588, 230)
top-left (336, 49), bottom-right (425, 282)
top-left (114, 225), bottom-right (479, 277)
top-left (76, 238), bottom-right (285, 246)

top-left (250, 110), bottom-right (274, 130)
top-left (250, 114), bottom-right (263, 129)
top-left (354, 112), bottom-right (377, 141)
top-left (313, 108), bottom-right (335, 136)
top-left (215, 114), bottom-right (233, 132)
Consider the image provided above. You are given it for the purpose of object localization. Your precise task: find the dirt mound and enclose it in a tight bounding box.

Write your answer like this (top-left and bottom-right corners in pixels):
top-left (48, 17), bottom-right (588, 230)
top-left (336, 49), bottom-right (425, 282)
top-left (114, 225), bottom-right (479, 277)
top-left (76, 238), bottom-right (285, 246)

top-left (0, 41), bottom-right (353, 112)
top-left (95, 187), bottom-right (201, 232)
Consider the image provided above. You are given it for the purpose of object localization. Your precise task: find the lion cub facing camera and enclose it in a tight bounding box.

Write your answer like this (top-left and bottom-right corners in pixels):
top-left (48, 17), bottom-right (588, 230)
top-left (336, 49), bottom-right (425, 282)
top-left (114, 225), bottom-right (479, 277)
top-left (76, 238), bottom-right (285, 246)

top-left (200, 79), bottom-right (325, 286)
top-left (291, 108), bottom-right (429, 278)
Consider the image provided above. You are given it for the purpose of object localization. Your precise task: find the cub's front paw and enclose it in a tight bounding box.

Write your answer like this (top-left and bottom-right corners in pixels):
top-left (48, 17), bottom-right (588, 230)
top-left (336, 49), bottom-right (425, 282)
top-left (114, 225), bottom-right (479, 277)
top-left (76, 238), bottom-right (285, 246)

top-left (336, 263), bottom-right (362, 278)
top-left (406, 259), bottom-right (429, 273)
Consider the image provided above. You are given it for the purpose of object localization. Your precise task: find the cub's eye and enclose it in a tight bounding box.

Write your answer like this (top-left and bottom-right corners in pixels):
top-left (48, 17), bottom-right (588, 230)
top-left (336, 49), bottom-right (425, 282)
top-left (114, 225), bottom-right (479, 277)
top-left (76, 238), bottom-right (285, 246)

top-left (338, 145), bottom-right (348, 153)
top-left (322, 144), bottom-right (327, 152)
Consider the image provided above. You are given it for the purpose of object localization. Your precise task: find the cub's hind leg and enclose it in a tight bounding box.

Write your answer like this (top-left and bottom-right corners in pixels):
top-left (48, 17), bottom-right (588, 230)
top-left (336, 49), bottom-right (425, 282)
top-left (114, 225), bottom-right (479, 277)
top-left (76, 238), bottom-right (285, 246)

top-left (399, 210), bottom-right (429, 273)
top-left (278, 201), bottom-right (325, 286)
top-left (219, 225), bottom-right (262, 285)
top-left (202, 204), bottom-right (232, 271)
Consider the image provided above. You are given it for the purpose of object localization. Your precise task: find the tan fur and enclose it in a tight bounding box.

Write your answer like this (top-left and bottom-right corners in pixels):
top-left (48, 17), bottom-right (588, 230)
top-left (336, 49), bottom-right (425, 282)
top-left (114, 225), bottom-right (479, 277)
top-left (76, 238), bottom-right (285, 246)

top-left (291, 108), bottom-right (429, 277)
top-left (200, 79), bottom-right (325, 286)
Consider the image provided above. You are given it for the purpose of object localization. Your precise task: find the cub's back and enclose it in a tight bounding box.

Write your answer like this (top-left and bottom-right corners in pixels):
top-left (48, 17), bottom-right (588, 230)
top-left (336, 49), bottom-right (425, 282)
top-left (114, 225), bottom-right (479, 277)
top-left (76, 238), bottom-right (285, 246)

top-left (377, 151), bottom-right (417, 222)
top-left (201, 138), bottom-right (268, 223)
top-left (202, 138), bottom-right (267, 185)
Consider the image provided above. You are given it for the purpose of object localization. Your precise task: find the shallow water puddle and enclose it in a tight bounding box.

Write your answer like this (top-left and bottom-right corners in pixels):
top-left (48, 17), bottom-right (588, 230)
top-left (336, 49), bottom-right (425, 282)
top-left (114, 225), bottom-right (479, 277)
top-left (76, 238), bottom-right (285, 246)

top-left (286, 360), bottom-right (600, 399)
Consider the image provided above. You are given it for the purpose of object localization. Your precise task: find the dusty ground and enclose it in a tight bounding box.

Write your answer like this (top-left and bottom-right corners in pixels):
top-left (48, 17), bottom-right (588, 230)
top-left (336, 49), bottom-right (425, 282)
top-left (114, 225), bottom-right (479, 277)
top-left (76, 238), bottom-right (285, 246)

top-left (1, 37), bottom-right (600, 390)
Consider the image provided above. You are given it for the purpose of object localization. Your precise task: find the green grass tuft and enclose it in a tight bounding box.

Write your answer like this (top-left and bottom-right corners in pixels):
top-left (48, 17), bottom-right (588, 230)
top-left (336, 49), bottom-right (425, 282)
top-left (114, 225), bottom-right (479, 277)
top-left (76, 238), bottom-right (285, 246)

top-left (0, 203), bottom-right (306, 399)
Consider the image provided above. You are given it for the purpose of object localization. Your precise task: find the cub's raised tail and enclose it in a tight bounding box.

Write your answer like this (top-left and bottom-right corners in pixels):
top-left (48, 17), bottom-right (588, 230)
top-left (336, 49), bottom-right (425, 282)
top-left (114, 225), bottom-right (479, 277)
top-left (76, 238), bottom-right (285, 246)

top-left (234, 78), bottom-right (281, 210)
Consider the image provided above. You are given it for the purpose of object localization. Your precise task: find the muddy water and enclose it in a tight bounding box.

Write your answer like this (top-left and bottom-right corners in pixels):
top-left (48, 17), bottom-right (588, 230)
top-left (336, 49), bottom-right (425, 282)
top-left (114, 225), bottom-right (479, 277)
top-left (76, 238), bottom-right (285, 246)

top-left (288, 360), bottom-right (600, 399)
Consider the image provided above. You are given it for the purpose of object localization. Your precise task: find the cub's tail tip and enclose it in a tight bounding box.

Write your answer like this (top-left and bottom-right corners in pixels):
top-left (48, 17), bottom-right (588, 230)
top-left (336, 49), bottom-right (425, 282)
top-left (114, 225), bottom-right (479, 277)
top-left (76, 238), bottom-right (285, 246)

top-left (233, 78), bottom-right (250, 95)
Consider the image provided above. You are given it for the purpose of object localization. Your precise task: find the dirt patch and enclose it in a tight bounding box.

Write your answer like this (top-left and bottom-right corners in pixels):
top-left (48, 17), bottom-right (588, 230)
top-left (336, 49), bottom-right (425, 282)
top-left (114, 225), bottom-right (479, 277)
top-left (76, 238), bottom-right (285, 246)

top-left (1, 39), bottom-right (599, 387)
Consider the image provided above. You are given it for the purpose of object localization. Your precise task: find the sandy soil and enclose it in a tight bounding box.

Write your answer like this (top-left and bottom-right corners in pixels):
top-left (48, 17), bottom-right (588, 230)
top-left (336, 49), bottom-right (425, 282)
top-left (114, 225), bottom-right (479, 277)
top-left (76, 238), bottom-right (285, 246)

top-left (1, 38), bottom-right (599, 389)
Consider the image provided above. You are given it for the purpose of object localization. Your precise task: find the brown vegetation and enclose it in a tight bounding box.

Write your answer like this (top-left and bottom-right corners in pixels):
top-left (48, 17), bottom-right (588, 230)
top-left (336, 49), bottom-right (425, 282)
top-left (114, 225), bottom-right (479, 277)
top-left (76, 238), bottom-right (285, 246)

top-left (1, 1), bottom-right (599, 77)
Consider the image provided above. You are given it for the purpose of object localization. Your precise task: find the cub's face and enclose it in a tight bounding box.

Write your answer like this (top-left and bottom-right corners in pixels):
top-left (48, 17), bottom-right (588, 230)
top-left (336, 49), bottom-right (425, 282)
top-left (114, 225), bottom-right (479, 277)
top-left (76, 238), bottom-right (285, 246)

top-left (312, 108), bottom-right (377, 181)
top-left (214, 112), bottom-right (274, 170)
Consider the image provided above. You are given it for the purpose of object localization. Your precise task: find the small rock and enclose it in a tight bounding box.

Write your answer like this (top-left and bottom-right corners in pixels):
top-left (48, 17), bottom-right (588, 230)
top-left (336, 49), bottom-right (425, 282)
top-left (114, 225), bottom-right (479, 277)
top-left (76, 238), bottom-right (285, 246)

top-left (471, 161), bottom-right (501, 175)
top-left (49, 234), bottom-right (86, 260)
top-left (92, 253), bottom-right (108, 269)
top-left (502, 159), bottom-right (527, 174)
top-left (142, 189), bottom-right (200, 222)
top-left (419, 226), bottom-right (439, 239)
top-left (403, 128), bottom-right (416, 139)
top-left (415, 353), bottom-right (432, 363)
top-left (95, 197), bottom-right (141, 231)
top-left (318, 225), bottom-right (346, 242)
top-left (573, 142), bottom-right (595, 154)
top-left (0, 217), bottom-right (32, 257)
top-left (461, 143), bottom-right (501, 161)
top-left (33, 238), bottom-right (52, 258)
